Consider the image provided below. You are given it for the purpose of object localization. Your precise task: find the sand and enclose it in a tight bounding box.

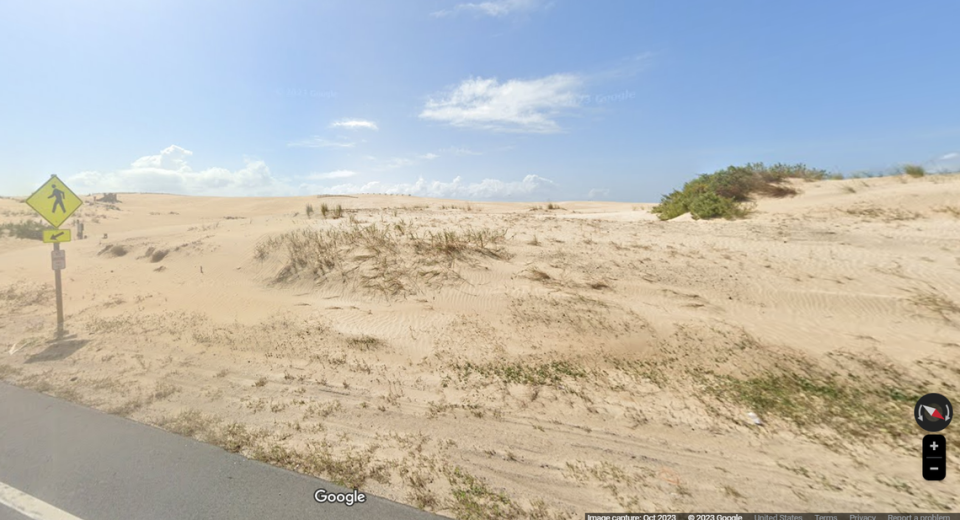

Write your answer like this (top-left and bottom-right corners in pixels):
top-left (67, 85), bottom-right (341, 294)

top-left (1, 174), bottom-right (959, 517)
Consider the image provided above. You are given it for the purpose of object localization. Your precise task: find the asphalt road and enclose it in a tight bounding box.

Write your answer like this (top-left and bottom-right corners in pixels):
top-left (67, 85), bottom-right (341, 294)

top-left (0, 382), bottom-right (448, 520)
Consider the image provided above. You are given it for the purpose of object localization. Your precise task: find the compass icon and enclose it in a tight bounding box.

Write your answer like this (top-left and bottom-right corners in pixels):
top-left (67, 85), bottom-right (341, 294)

top-left (914, 393), bottom-right (952, 432)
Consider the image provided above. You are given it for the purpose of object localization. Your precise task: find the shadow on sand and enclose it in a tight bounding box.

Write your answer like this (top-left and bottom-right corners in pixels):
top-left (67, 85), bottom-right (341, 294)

top-left (25, 335), bottom-right (89, 363)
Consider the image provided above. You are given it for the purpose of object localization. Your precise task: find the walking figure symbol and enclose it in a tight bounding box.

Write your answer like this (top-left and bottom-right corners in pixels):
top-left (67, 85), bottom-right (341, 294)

top-left (49, 184), bottom-right (66, 213)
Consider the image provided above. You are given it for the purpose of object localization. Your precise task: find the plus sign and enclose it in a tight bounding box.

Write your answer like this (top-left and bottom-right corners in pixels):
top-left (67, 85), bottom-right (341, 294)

top-left (930, 441), bottom-right (939, 450)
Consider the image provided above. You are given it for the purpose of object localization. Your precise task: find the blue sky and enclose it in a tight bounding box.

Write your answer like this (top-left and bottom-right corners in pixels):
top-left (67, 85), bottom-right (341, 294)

top-left (2, 1), bottom-right (959, 201)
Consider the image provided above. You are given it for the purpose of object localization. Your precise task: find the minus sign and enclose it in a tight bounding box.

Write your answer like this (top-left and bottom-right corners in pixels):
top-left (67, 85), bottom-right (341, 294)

top-left (929, 467), bottom-right (938, 470)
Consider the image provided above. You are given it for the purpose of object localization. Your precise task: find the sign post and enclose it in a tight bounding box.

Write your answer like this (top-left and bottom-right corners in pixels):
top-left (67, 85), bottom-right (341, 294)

top-left (26, 175), bottom-right (82, 338)
top-left (53, 243), bottom-right (65, 336)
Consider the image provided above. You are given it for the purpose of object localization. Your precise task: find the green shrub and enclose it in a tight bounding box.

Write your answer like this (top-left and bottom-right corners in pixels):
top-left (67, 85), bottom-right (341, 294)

top-left (902, 164), bottom-right (926, 178)
top-left (0, 220), bottom-right (45, 240)
top-left (689, 192), bottom-right (738, 220)
top-left (305, 203), bottom-right (314, 217)
top-left (650, 190), bottom-right (690, 220)
top-left (652, 162), bottom-right (826, 221)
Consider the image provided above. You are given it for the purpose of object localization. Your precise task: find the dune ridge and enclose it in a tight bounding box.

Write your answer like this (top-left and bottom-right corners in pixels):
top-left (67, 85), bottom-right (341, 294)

top-left (1, 174), bottom-right (959, 516)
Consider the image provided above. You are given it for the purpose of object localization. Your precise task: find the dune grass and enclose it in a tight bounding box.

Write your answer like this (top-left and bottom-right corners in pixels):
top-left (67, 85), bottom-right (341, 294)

top-left (706, 369), bottom-right (921, 438)
top-left (255, 222), bottom-right (509, 297)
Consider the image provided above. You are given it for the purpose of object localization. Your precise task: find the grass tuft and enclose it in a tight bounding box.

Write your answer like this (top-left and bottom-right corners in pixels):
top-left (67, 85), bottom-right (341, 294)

top-left (346, 335), bottom-right (384, 351)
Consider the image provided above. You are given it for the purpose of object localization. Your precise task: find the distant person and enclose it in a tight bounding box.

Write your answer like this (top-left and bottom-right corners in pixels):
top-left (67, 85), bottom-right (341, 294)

top-left (49, 184), bottom-right (66, 213)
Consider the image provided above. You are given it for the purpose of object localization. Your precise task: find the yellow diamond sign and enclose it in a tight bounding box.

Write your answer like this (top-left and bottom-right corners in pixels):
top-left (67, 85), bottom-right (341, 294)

top-left (26, 175), bottom-right (83, 228)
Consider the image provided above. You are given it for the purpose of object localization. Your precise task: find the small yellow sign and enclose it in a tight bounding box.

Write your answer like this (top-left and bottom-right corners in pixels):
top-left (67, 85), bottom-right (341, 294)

top-left (43, 229), bottom-right (72, 243)
top-left (26, 175), bottom-right (83, 228)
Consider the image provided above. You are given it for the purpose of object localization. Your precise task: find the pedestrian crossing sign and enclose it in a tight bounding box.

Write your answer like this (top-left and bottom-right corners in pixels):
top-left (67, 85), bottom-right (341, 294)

top-left (26, 175), bottom-right (83, 228)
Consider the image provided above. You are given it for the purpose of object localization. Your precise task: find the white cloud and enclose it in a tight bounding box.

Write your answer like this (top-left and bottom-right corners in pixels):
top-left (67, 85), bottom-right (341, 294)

top-left (587, 188), bottom-right (610, 200)
top-left (68, 145), bottom-right (286, 196)
top-left (306, 170), bottom-right (360, 180)
top-left (926, 151), bottom-right (960, 173)
top-left (287, 136), bottom-right (357, 148)
top-left (62, 146), bottom-right (557, 200)
top-left (320, 174), bottom-right (556, 199)
top-left (420, 74), bottom-right (583, 133)
top-left (431, 0), bottom-right (547, 18)
top-left (368, 153), bottom-right (439, 172)
top-left (330, 119), bottom-right (379, 131)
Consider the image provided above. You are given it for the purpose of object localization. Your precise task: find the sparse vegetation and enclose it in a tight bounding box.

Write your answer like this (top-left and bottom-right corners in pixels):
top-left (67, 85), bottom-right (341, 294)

top-left (152, 381), bottom-right (181, 400)
top-left (346, 335), bottom-right (383, 351)
top-left (99, 244), bottom-right (129, 257)
top-left (935, 206), bottom-right (960, 218)
top-left (652, 162), bottom-right (828, 220)
top-left (0, 220), bottom-right (46, 240)
top-left (910, 289), bottom-right (960, 321)
top-left (705, 365), bottom-right (922, 439)
top-left (453, 359), bottom-right (587, 386)
top-left (844, 206), bottom-right (921, 221)
top-left (902, 164), bottom-right (926, 178)
top-left (255, 222), bottom-right (509, 297)
top-left (254, 440), bottom-right (390, 490)
top-left (445, 466), bottom-right (523, 520)
top-left (158, 409), bottom-right (219, 438)
top-left (0, 282), bottom-right (50, 307)
top-left (528, 268), bottom-right (551, 281)
top-left (305, 203), bottom-right (314, 217)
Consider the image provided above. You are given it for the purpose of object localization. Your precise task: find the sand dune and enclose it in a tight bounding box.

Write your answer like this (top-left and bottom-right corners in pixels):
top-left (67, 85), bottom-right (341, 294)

top-left (2, 174), bottom-right (959, 516)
